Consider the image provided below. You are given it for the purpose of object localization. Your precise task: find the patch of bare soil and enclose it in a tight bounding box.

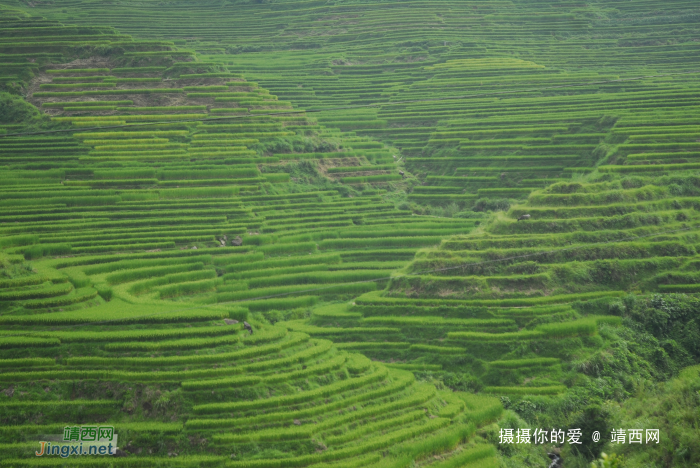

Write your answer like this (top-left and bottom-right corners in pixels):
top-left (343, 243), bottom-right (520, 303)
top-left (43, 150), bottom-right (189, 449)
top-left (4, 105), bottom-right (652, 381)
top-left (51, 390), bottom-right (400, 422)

top-left (28, 61), bottom-right (241, 115)
top-left (315, 156), bottom-right (365, 178)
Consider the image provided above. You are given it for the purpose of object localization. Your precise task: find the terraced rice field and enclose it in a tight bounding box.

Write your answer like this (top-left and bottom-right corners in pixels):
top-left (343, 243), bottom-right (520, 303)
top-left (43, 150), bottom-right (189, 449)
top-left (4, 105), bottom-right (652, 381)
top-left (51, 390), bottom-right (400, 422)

top-left (16, 0), bottom-right (700, 203)
top-left (2, 0), bottom-right (700, 466)
top-left (0, 8), bottom-right (502, 468)
top-left (292, 104), bottom-right (700, 400)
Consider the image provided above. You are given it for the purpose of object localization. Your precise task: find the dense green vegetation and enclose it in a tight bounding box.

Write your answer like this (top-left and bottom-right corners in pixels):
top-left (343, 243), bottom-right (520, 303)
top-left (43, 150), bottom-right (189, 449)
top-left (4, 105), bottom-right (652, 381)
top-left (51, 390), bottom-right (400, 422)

top-left (1, 0), bottom-right (700, 466)
top-left (0, 6), bottom-right (498, 468)
top-left (610, 364), bottom-right (700, 466)
top-left (9, 0), bottom-right (700, 206)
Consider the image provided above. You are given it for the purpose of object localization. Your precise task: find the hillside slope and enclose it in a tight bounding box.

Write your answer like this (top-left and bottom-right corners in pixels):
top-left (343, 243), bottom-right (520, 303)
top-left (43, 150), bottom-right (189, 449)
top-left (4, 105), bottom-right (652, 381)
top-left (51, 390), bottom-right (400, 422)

top-left (0, 10), bottom-right (503, 468)
top-left (2, 1), bottom-right (700, 466)
top-left (12, 0), bottom-right (700, 205)
top-left (301, 111), bottom-right (700, 465)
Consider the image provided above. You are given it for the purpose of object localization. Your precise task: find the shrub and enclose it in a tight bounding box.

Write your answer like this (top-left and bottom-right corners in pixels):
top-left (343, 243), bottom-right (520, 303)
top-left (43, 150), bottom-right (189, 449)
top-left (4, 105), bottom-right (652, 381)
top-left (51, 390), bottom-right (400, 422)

top-left (473, 198), bottom-right (511, 212)
top-left (482, 386), bottom-right (566, 395)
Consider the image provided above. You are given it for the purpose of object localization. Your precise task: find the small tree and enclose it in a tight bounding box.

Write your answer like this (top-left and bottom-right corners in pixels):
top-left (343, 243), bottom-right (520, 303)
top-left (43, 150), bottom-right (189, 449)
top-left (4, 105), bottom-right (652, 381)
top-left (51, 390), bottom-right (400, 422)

top-left (571, 405), bottom-right (611, 461)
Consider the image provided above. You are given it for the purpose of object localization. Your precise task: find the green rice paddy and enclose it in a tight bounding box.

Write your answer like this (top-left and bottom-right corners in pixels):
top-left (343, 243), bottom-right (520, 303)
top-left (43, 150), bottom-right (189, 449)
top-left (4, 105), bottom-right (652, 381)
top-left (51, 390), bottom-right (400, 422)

top-left (1, 0), bottom-right (700, 466)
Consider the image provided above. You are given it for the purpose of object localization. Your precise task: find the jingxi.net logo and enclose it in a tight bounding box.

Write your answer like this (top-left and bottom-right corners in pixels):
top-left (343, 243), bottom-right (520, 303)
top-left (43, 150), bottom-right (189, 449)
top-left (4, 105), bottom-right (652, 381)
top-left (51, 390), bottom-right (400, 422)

top-left (35, 426), bottom-right (118, 458)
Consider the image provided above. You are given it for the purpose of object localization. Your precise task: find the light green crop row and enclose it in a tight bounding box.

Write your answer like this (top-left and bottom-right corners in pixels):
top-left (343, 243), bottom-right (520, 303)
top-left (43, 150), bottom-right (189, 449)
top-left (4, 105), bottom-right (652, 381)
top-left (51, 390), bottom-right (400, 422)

top-left (63, 106), bottom-right (116, 111)
top-left (488, 358), bottom-right (560, 368)
top-left (626, 152), bottom-right (700, 160)
top-left (111, 263), bottom-right (208, 287)
top-left (0, 357), bottom-right (55, 368)
top-left (658, 284), bottom-right (700, 293)
top-left (185, 369), bottom-right (417, 429)
top-left (355, 290), bottom-right (625, 308)
top-left (223, 417), bottom-right (453, 467)
top-left (0, 282), bottom-right (73, 301)
top-left (66, 333), bottom-right (306, 368)
top-left (23, 288), bottom-right (99, 310)
top-left (0, 337), bottom-right (61, 349)
top-left (225, 254), bottom-right (340, 273)
top-left (74, 131), bottom-right (188, 138)
top-left (43, 100), bottom-right (133, 107)
top-left (327, 409), bottom-right (428, 445)
top-left (599, 163), bottom-right (700, 173)
top-left (40, 83), bottom-right (115, 89)
top-left (180, 73), bottom-right (243, 78)
top-left (84, 139), bottom-right (167, 146)
top-left (183, 352), bottom-right (345, 391)
top-left (117, 106), bottom-right (206, 112)
top-left (36, 89), bottom-right (185, 97)
top-left (447, 330), bottom-right (545, 342)
top-left (0, 399), bottom-right (116, 409)
top-left (104, 333), bottom-right (240, 352)
top-left (319, 236), bottom-right (442, 249)
top-left (46, 68), bottom-right (110, 74)
top-left (157, 277), bottom-right (222, 299)
top-left (0, 302), bottom-right (231, 325)
top-left (362, 317), bottom-right (515, 328)
top-left (409, 344), bottom-right (465, 354)
top-left (193, 365), bottom-right (388, 413)
top-left (0, 275), bottom-right (49, 289)
top-left (34, 324), bottom-right (237, 343)
top-left (57, 113), bottom-right (205, 122)
top-left (216, 282), bottom-right (375, 303)
top-left (105, 78), bottom-right (162, 83)
top-left (124, 50), bottom-right (196, 56)
top-left (209, 108), bottom-right (249, 113)
top-left (247, 270), bottom-right (392, 288)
